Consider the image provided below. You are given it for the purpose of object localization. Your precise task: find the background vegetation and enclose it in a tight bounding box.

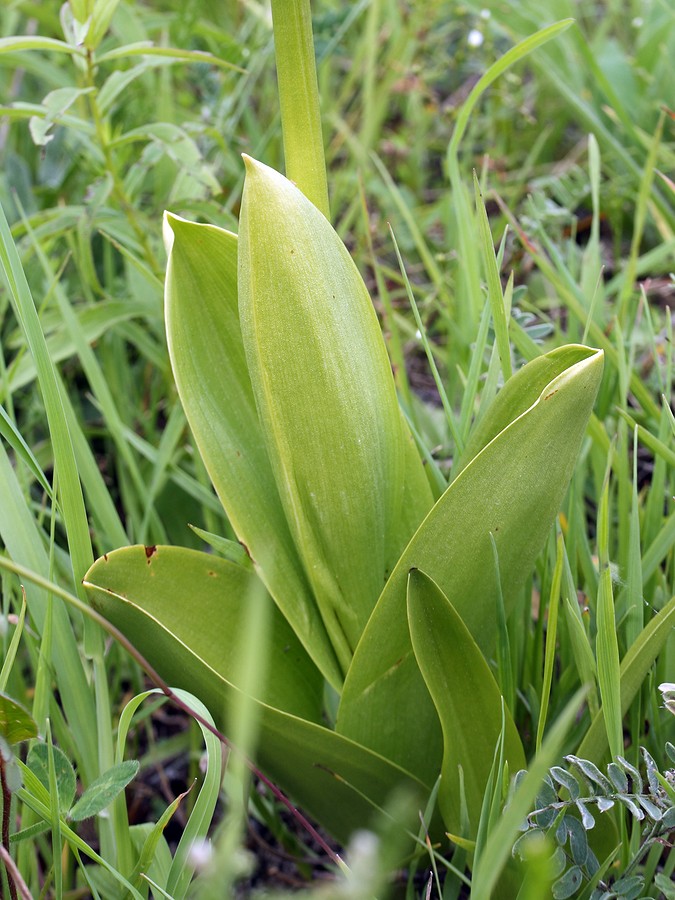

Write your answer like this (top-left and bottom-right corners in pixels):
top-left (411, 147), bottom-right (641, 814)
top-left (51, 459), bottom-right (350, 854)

top-left (0, 0), bottom-right (672, 897)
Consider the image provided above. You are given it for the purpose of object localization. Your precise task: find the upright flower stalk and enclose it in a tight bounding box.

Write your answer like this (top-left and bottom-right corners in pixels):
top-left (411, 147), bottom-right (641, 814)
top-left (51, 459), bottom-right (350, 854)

top-left (271, 0), bottom-right (330, 219)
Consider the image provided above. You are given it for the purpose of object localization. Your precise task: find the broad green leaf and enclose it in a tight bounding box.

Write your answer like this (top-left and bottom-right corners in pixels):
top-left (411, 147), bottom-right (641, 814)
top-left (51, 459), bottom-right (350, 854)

top-left (0, 691), bottom-right (37, 744)
top-left (26, 743), bottom-right (76, 814)
top-left (163, 214), bottom-right (342, 689)
top-left (84, 545), bottom-right (323, 722)
top-left (406, 569), bottom-right (525, 835)
top-left (238, 156), bottom-right (430, 669)
top-left (70, 760), bottom-right (140, 822)
top-left (83, 552), bottom-right (430, 845)
top-left (577, 593), bottom-right (675, 763)
top-left (338, 346), bottom-right (603, 784)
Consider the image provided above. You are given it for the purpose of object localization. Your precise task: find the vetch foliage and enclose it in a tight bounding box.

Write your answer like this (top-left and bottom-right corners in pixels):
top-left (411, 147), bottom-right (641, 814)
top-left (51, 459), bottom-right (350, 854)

top-left (514, 745), bottom-right (675, 899)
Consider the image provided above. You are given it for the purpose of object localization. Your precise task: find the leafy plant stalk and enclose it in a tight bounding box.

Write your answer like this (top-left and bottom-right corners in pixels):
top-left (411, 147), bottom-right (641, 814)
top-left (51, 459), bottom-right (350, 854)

top-left (271, 0), bottom-right (330, 218)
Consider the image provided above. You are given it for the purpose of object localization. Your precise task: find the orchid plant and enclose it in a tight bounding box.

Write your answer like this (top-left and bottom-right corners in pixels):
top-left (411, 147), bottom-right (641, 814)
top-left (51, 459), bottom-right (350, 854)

top-left (81, 0), bottom-right (609, 876)
top-left (83, 147), bottom-right (604, 847)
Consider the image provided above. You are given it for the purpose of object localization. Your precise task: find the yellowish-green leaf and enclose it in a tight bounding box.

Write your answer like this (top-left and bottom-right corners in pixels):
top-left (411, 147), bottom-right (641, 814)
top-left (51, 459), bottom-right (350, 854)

top-left (338, 346), bottom-right (603, 785)
top-left (83, 548), bottom-right (429, 845)
top-left (407, 569), bottom-right (525, 835)
top-left (163, 214), bottom-right (342, 689)
top-left (238, 156), bottom-right (431, 671)
top-left (84, 545), bottom-right (322, 722)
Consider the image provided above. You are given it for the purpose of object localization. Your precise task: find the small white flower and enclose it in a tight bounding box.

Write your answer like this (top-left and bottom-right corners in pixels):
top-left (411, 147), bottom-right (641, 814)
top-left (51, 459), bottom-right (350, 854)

top-left (467, 29), bottom-right (484, 48)
top-left (631, 17), bottom-right (643, 27)
top-left (343, 830), bottom-right (379, 889)
top-left (348, 829), bottom-right (379, 866)
top-left (188, 838), bottom-right (213, 871)
top-left (480, 8), bottom-right (491, 19)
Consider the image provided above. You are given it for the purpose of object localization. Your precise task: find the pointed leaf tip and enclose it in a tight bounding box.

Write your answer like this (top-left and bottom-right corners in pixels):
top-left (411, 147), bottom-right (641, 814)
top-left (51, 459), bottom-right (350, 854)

top-left (163, 210), bottom-right (177, 254)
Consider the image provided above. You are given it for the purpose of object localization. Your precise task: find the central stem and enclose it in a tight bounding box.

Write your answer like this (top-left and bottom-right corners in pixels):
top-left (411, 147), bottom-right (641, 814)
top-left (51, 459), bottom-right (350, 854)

top-left (270, 0), bottom-right (330, 220)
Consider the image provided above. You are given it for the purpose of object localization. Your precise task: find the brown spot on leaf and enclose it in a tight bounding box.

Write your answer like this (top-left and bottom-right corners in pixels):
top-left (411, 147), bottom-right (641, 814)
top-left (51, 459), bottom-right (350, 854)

top-left (543, 389), bottom-right (559, 401)
top-left (240, 541), bottom-right (254, 562)
top-left (144, 545), bottom-right (157, 561)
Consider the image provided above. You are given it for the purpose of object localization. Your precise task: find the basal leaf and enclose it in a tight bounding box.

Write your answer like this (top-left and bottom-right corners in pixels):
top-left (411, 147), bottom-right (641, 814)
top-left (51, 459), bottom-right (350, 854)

top-left (406, 569), bottom-right (525, 835)
top-left (83, 552), bottom-right (430, 845)
top-left (238, 157), bottom-right (431, 670)
top-left (338, 347), bottom-right (603, 784)
top-left (84, 545), bottom-right (323, 722)
top-left (164, 214), bottom-right (342, 689)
